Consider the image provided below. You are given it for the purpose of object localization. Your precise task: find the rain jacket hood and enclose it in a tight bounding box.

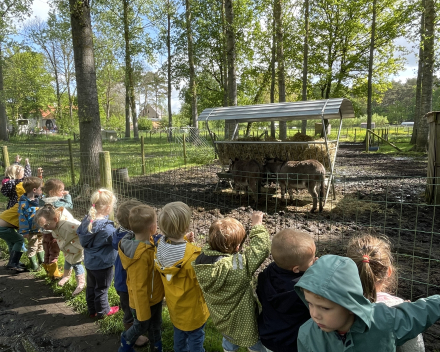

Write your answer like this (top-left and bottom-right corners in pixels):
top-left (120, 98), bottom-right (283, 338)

top-left (119, 232), bottom-right (164, 321)
top-left (295, 254), bottom-right (372, 329)
top-left (77, 216), bottom-right (116, 270)
top-left (154, 238), bottom-right (209, 331)
top-left (294, 254), bottom-right (440, 352)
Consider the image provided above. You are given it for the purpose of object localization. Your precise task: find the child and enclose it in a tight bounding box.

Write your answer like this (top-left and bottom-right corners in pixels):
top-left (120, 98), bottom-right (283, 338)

top-left (118, 204), bottom-right (164, 352)
top-left (18, 176), bottom-right (45, 271)
top-left (346, 235), bottom-right (425, 352)
top-left (294, 254), bottom-right (440, 352)
top-left (193, 212), bottom-right (270, 352)
top-left (77, 188), bottom-right (119, 318)
top-left (154, 201), bottom-right (209, 352)
top-left (113, 199), bottom-right (149, 347)
top-left (34, 204), bottom-right (85, 296)
top-left (37, 179), bottom-right (74, 279)
top-left (256, 229), bottom-right (317, 352)
top-left (1, 155), bottom-right (31, 209)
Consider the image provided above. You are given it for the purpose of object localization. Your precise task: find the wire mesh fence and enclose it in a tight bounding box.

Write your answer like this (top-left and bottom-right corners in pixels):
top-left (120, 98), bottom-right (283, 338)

top-left (1, 138), bottom-right (439, 349)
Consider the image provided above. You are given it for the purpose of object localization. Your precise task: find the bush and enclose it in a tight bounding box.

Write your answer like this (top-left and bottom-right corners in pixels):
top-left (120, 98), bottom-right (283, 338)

top-left (138, 117), bottom-right (154, 131)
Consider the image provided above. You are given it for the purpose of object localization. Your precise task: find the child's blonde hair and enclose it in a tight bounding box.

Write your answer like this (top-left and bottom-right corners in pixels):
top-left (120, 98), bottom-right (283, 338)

top-left (346, 235), bottom-right (394, 303)
top-left (43, 179), bottom-right (65, 196)
top-left (88, 188), bottom-right (117, 232)
top-left (272, 229), bottom-right (315, 270)
top-left (116, 199), bottom-right (143, 229)
top-left (34, 204), bottom-right (63, 228)
top-left (5, 164), bottom-right (23, 179)
top-left (208, 218), bottom-right (246, 254)
top-left (158, 201), bottom-right (191, 240)
top-left (129, 205), bottom-right (156, 234)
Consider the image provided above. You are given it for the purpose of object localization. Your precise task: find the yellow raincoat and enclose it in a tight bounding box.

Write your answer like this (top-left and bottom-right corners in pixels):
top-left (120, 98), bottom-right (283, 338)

top-left (119, 233), bottom-right (164, 321)
top-left (0, 183), bottom-right (26, 227)
top-left (154, 239), bottom-right (209, 331)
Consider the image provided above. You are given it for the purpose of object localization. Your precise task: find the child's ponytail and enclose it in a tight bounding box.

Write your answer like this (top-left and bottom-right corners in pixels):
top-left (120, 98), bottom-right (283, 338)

top-left (346, 235), bottom-right (394, 303)
top-left (87, 188), bottom-right (116, 232)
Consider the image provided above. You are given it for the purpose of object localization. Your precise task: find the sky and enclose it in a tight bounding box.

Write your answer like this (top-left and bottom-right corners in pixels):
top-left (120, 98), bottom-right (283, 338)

top-left (28, 0), bottom-right (419, 113)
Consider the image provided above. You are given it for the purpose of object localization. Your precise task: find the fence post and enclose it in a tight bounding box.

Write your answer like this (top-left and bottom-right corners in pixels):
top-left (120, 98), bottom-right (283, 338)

top-left (2, 146), bottom-right (10, 168)
top-left (68, 139), bottom-right (76, 186)
top-left (183, 133), bottom-right (187, 165)
top-left (354, 129), bottom-right (357, 142)
top-left (366, 130), bottom-right (370, 152)
top-left (150, 130), bottom-right (152, 142)
top-left (99, 151), bottom-right (112, 191)
top-left (141, 136), bottom-right (146, 175)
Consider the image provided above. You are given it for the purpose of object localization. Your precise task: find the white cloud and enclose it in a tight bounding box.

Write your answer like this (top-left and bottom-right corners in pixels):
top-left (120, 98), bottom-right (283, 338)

top-left (30, 0), bottom-right (50, 21)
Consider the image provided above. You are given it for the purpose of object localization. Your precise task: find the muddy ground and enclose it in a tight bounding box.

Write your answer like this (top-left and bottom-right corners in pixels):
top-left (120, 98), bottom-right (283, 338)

top-left (1, 143), bottom-right (439, 351)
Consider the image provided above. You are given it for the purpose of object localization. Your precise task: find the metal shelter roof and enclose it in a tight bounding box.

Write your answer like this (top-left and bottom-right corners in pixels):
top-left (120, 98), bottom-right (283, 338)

top-left (198, 98), bottom-right (354, 123)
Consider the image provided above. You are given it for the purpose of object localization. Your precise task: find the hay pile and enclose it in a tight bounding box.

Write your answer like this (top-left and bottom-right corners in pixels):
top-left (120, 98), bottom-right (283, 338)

top-left (217, 133), bottom-right (336, 169)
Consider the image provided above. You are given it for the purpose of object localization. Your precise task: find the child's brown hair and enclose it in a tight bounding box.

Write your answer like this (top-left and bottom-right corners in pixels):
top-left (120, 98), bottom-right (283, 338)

top-left (158, 201), bottom-right (191, 240)
top-left (22, 176), bottom-right (43, 193)
top-left (346, 235), bottom-right (394, 303)
top-left (271, 229), bottom-right (315, 270)
top-left (34, 204), bottom-right (63, 229)
top-left (43, 179), bottom-right (64, 196)
top-left (129, 205), bottom-right (156, 234)
top-left (116, 199), bottom-right (143, 229)
top-left (208, 218), bottom-right (246, 254)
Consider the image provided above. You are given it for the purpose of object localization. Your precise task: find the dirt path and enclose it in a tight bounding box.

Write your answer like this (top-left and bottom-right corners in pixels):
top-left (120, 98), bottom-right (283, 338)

top-left (0, 260), bottom-right (120, 352)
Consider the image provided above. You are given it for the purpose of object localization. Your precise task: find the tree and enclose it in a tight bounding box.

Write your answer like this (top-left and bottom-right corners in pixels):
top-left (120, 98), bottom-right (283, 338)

top-left (68, 0), bottom-right (102, 185)
top-left (366, 0), bottom-right (377, 131)
top-left (185, 0), bottom-right (197, 128)
top-left (3, 47), bottom-right (54, 120)
top-left (224, 0), bottom-right (236, 139)
top-left (0, 0), bottom-right (33, 141)
top-left (301, 0), bottom-right (309, 134)
top-left (414, 0), bottom-right (435, 151)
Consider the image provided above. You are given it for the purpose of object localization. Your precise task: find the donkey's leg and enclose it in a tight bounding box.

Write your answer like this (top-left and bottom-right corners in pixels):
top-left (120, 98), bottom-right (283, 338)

top-left (308, 182), bottom-right (318, 213)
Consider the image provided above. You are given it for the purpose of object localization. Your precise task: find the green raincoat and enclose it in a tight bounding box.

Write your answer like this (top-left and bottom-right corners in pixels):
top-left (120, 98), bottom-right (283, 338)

top-left (192, 224), bottom-right (270, 347)
top-left (295, 255), bottom-right (440, 352)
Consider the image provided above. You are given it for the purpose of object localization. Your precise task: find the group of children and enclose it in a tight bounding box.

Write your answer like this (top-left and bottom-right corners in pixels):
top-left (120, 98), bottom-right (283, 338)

top-left (1, 156), bottom-right (440, 352)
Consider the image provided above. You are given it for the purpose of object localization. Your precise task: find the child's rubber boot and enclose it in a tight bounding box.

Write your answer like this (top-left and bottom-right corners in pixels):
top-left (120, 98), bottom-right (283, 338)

top-left (28, 255), bottom-right (39, 271)
top-left (46, 262), bottom-right (63, 280)
top-left (41, 263), bottom-right (48, 274)
top-left (58, 269), bottom-right (72, 287)
top-left (36, 251), bottom-right (45, 264)
top-left (118, 333), bottom-right (135, 352)
top-left (7, 251), bottom-right (28, 272)
top-left (72, 273), bottom-right (85, 296)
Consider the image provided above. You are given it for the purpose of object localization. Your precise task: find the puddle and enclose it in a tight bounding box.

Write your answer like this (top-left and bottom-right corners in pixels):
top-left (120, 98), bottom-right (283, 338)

top-left (393, 157), bottom-right (412, 161)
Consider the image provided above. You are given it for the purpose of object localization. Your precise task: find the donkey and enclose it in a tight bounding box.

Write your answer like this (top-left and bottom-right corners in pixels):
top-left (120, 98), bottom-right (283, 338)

top-left (263, 158), bottom-right (326, 212)
top-left (229, 158), bottom-right (262, 207)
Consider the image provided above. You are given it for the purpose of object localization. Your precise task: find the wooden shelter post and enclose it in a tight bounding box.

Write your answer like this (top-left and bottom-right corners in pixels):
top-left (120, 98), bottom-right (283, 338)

top-left (426, 111), bottom-right (440, 204)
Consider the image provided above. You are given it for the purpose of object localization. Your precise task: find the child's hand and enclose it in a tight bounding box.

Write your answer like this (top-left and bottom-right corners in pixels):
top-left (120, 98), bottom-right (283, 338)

top-left (63, 190), bottom-right (69, 195)
top-left (251, 211), bottom-right (264, 226)
top-left (25, 158), bottom-right (29, 165)
top-left (37, 167), bottom-right (43, 177)
top-left (15, 155), bottom-right (21, 163)
top-left (185, 231), bottom-right (195, 243)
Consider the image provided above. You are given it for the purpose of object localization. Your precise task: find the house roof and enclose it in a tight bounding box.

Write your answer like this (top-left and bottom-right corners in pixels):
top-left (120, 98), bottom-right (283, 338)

top-left (197, 98), bottom-right (355, 123)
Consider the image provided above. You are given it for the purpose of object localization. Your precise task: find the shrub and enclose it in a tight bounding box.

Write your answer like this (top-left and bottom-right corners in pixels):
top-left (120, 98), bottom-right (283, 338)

top-left (138, 117), bottom-right (154, 131)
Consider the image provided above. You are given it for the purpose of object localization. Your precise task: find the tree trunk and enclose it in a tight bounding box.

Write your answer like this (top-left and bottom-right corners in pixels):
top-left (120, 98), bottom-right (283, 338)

top-left (414, 0), bottom-right (435, 151)
top-left (185, 0), bottom-right (197, 128)
top-left (167, 6), bottom-right (172, 129)
top-left (0, 44), bottom-right (8, 141)
top-left (366, 0), bottom-right (377, 131)
top-left (225, 0), bottom-right (236, 139)
top-left (270, 12), bottom-right (276, 138)
top-left (68, 0), bottom-right (102, 186)
top-left (221, 0), bottom-right (228, 108)
top-left (301, 0), bottom-right (309, 135)
top-left (123, 0), bottom-right (131, 138)
top-left (274, 0), bottom-right (286, 139)
top-left (411, 0), bottom-right (425, 145)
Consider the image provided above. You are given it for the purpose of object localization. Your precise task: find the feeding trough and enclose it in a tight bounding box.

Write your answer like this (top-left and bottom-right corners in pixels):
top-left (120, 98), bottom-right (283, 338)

top-left (198, 98), bottom-right (355, 204)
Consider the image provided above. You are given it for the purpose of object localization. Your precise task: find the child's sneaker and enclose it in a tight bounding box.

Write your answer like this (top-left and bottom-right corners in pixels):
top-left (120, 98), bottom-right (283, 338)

top-left (106, 306), bottom-right (119, 316)
top-left (89, 313), bottom-right (97, 318)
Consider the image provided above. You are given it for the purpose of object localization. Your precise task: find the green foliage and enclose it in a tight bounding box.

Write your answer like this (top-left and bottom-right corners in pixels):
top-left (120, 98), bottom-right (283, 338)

top-left (2, 47), bottom-right (55, 120)
top-left (138, 117), bottom-right (154, 131)
top-left (103, 115), bottom-right (126, 132)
